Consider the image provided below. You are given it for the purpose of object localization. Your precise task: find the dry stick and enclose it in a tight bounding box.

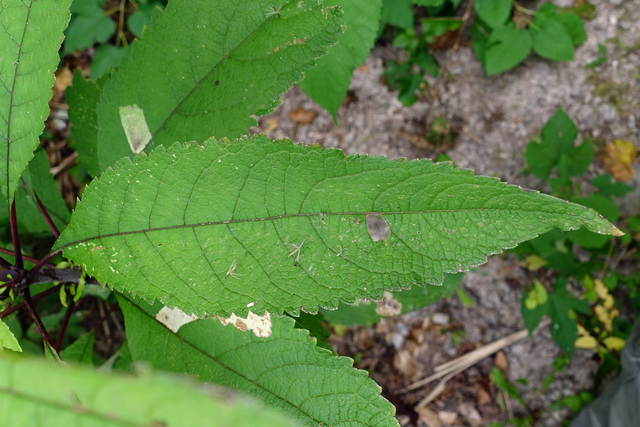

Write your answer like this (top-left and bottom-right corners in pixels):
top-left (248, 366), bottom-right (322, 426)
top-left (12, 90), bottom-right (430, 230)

top-left (33, 191), bottom-right (60, 238)
top-left (26, 249), bottom-right (62, 282)
top-left (50, 151), bottom-right (77, 177)
top-left (400, 318), bottom-right (551, 398)
top-left (9, 201), bottom-right (23, 270)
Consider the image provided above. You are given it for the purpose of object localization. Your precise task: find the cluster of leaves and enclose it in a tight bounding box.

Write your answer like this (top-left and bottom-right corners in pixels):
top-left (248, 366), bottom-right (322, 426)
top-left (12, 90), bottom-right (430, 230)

top-left (0, 0), bottom-right (623, 425)
top-left (516, 108), bottom-right (639, 386)
top-left (64, 0), bottom-right (167, 80)
top-left (379, 0), bottom-right (589, 105)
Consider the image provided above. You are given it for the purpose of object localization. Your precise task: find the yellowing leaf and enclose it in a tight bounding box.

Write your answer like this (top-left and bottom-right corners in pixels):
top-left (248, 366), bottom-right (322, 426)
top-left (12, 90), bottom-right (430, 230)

top-left (603, 336), bottom-right (625, 352)
top-left (599, 139), bottom-right (637, 182)
top-left (522, 254), bottom-right (547, 271)
top-left (575, 335), bottom-right (598, 349)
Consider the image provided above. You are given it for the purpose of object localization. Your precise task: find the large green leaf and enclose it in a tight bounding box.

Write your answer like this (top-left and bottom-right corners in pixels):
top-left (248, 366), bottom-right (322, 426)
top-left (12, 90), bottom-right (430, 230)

top-left (0, 0), bottom-right (71, 209)
top-left (90, 0), bottom-right (342, 175)
top-left (299, 0), bottom-right (381, 119)
top-left (0, 352), bottom-right (297, 426)
top-left (118, 295), bottom-right (397, 426)
top-left (55, 136), bottom-right (621, 317)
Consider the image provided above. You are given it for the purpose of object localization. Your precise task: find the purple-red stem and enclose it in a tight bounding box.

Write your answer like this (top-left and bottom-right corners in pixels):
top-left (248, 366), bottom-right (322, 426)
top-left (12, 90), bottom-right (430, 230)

top-left (26, 249), bottom-right (62, 281)
top-left (0, 247), bottom-right (46, 266)
top-left (33, 192), bottom-right (60, 238)
top-left (9, 201), bottom-right (23, 270)
top-left (55, 297), bottom-right (75, 352)
top-left (0, 285), bottom-right (61, 319)
top-left (19, 284), bottom-right (56, 350)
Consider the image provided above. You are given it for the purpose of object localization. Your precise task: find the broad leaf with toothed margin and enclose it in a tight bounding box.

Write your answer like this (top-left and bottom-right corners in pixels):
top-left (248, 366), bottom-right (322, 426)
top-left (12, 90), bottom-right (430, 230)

top-left (55, 136), bottom-right (621, 317)
top-left (0, 0), bottom-right (70, 208)
top-left (87, 0), bottom-right (342, 176)
top-left (0, 352), bottom-right (297, 426)
top-left (118, 294), bottom-right (397, 426)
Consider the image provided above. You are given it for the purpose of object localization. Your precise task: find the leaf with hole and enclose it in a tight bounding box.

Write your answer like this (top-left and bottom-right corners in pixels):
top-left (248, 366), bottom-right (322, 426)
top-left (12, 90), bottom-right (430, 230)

top-left (55, 136), bottom-right (621, 318)
top-left (118, 295), bottom-right (397, 426)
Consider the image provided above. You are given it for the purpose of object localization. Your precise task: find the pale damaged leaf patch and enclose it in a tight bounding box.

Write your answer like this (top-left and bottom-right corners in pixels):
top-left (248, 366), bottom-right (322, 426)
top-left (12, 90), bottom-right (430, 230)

top-left (375, 291), bottom-right (402, 317)
top-left (119, 105), bottom-right (152, 154)
top-left (155, 306), bottom-right (198, 333)
top-left (219, 311), bottom-right (272, 338)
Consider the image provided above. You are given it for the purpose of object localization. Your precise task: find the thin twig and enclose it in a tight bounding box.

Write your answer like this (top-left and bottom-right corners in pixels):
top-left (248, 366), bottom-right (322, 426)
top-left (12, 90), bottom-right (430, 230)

top-left (399, 318), bottom-right (551, 394)
top-left (33, 192), bottom-right (60, 238)
top-left (0, 247), bottom-right (45, 266)
top-left (19, 283), bottom-right (56, 351)
top-left (10, 201), bottom-right (23, 270)
top-left (56, 297), bottom-right (75, 352)
top-left (26, 249), bottom-right (62, 281)
top-left (0, 285), bottom-right (61, 319)
top-left (50, 151), bottom-right (77, 177)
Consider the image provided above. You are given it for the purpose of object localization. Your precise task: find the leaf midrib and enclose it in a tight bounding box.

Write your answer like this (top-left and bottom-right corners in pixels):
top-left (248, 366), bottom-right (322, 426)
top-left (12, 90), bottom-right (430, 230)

top-left (58, 207), bottom-right (548, 249)
top-left (145, 4), bottom-right (281, 147)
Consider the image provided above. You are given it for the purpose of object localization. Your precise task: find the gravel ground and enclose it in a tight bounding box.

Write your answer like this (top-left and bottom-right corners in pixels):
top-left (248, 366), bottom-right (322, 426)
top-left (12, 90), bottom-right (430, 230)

top-left (252, 0), bottom-right (639, 424)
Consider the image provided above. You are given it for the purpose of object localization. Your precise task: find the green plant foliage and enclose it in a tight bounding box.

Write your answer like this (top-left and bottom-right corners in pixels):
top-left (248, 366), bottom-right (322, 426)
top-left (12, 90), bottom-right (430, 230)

top-left (522, 278), bottom-right (591, 357)
top-left (474, 0), bottom-right (512, 30)
top-left (118, 295), bottom-right (397, 426)
top-left (380, 0), bottom-right (414, 30)
top-left (55, 137), bottom-right (620, 317)
top-left (59, 332), bottom-right (95, 365)
top-left (66, 72), bottom-right (107, 177)
top-left (299, 0), bottom-right (382, 119)
top-left (0, 319), bottom-right (21, 352)
top-left (128, 1), bottom-right (166, 38)
top-left (63, 0), bottom-right (114, 55)
top-left (530, 14), bottom-right (575, 62)
top-left (483, 23), bottom-right (532, 76)
top-left (0, 352), bottom-right (298, 426)
top-left (566, 194), bottom-right (618, 248)
top-left (525, 107), bottom-right (589, 181)
top-left (90, 44), bottom-right (127, 80)
top-left (85, 0), bottom-right (342, 176)
top-left (0, 149), bottom-right (70, 235)
top-left (0, 0), bottom-right (71, 209)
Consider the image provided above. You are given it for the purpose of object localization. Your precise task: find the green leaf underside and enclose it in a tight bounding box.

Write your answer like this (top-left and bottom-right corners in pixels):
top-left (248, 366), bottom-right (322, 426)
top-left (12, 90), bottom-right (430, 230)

top-left (55, 136), bottom-right (620, 317)
top-left (0, 352), bottom-right (297, 427)
top-left (0, 0), bottom-right (71, 208)
top-left (93, 0), bottom-right (342, 175)
top-left (299, 0), bottom-right (381, 118)
top-left (118, 295), bottom-right (397, 426)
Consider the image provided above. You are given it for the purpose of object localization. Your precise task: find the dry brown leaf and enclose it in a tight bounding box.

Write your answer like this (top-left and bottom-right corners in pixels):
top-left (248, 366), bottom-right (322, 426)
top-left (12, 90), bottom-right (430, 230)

top-left (475, 383), bottom-right (492, 406)
top-left (394, 349), bottom-right (417, 377)
top-left (494, 351), bottom-right (508, 372)
top-left (417, 407), bottom-right (442, 427)
top-left (438, 410), bottom-right (458, 424)
top-left (599, 139), bottom-right (637, 182)
top-left (263, 116), bottom-right (279, 133)
top-left (288, 107), bottom-right (316, 125)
